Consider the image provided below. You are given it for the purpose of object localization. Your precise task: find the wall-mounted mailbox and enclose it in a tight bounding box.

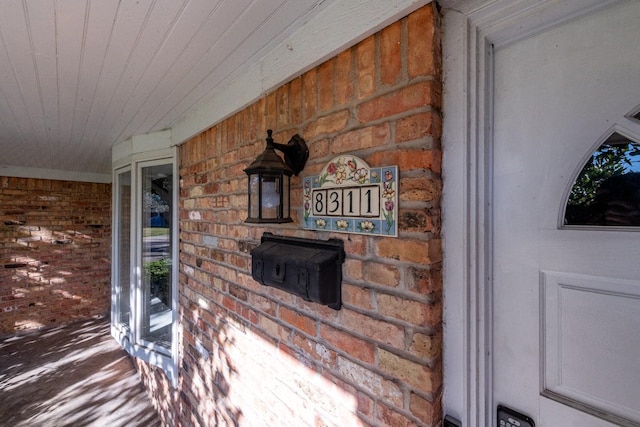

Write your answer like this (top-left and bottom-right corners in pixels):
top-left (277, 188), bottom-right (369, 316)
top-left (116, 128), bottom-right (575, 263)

top-left (251, 232), bottom-right (345, 309)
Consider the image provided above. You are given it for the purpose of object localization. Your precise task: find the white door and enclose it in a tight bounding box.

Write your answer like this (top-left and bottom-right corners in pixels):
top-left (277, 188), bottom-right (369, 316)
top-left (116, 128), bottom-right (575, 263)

top-left (492, 2), bottom-right (640, 426)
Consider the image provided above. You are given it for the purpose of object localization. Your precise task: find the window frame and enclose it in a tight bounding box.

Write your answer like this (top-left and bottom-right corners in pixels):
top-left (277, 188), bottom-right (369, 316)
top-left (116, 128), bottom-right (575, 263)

top-left (111, 147), bottom-right (179, 387)
top-left (560, 123), bottom-right (640, 231)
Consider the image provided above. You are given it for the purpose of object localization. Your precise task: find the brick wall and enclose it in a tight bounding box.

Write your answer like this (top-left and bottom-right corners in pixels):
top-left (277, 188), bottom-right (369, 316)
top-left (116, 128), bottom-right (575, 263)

top-left (0, 177), bottom-right (111, 335)
top-left (138, 4), bottom-right (442, 426)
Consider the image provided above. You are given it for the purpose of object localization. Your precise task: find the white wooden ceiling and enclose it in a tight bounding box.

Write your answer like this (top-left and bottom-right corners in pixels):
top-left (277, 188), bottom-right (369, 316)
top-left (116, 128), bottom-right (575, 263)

top-left (0, 0), bottom-right (429, 181)
top-left (0, 0), bottom-right (340, 178)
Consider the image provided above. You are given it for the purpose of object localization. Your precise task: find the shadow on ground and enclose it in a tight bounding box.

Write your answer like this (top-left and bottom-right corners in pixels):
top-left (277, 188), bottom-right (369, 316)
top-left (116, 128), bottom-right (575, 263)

top-left (0, 317), bottom-right (160, 427)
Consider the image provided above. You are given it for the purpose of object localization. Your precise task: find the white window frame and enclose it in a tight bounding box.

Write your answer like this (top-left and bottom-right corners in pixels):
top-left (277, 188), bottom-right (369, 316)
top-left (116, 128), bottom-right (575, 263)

top-left (111, 144), bottom-right (178, 387)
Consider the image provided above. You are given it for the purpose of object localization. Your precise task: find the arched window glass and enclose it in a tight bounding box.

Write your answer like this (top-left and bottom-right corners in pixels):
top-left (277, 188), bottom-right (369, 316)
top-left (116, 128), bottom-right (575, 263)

top-left (564, 132), bottom-right (640, 226)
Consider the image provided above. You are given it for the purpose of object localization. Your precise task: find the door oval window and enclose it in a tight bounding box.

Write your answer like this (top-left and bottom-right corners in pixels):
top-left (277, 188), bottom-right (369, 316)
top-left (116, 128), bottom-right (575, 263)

top-left (564, 132), bottom-right (640, 226)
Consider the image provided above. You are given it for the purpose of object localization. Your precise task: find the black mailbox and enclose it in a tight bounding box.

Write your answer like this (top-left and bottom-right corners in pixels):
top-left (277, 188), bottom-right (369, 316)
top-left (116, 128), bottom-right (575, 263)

top-left (251, 232), bottom-right (345, 309)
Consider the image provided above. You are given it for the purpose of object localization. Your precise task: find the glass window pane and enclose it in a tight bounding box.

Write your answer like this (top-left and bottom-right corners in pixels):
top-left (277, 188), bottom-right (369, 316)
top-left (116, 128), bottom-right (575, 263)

top-left (141, 163), bottom-right (173, 347)
top-left (565, 133), bottom-right (640, 226)
top-left (117, 171), bottom-right (132, 328)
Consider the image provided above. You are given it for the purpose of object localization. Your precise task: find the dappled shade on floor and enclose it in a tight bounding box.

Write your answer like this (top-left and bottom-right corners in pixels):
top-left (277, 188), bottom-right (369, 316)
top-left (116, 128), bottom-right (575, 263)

top-left (0, 317), bottom-right (160, 427)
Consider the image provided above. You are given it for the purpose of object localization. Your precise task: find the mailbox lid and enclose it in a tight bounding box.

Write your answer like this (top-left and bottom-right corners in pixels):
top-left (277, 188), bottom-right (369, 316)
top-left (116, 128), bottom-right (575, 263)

top-left (257, 241), bottom-right (339, 269)
top-left (254, 233), bottom-right (344, 267)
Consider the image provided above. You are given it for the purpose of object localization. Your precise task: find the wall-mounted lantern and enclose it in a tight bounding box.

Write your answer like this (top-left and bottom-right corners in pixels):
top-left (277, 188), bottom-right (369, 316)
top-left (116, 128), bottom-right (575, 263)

top-left (244, 130), bottom-right (308, 223)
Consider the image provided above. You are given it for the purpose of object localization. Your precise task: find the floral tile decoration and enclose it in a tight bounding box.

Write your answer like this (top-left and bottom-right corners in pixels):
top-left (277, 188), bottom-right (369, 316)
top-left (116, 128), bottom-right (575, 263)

top-left (303, 155), bottom-right (398, 237)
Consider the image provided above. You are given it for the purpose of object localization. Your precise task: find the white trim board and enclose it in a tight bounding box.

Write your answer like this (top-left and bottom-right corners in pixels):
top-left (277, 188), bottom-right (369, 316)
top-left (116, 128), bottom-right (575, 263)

top-left (440, 0), bottom-right (625, 425)
top-left (0, 165), bottom-right (111, 183)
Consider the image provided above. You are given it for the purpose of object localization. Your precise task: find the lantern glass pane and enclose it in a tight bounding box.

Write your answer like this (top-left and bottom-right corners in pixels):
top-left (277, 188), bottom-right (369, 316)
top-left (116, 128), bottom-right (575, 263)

top-left (283, 175), bottom-right (290, 219)
top-left (249, 174), bottom-right (260, 219)
top-left (261, 174), bottom-right (281, 219)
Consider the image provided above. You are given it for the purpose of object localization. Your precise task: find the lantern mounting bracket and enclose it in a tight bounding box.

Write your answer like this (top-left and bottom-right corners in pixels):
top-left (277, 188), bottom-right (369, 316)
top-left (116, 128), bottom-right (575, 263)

top-left (268, 130), bottom-right (308, 176)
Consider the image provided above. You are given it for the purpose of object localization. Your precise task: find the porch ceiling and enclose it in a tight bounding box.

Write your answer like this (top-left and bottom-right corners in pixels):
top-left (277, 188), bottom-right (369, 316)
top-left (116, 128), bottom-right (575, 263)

top-left (0, 0), bottom-right (337, 178)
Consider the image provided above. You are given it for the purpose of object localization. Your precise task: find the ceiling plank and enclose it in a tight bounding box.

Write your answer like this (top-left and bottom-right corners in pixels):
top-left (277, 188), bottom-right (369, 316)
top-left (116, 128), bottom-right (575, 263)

top-left (25, 0), bottom-right (59, 154)
top-left (0, 0), bottom-right (50, 167)
top-left (113, 0), bottom-right (251, 140)
top-left (81, 0), bottom-right (156, 150)
top-left (70, 0), bottom-right (121, 155)
top-left (54, 0), bottom-right (88, 153)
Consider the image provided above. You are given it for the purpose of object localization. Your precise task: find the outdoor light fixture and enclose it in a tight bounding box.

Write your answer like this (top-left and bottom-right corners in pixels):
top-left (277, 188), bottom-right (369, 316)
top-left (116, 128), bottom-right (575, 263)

top-left (244, 130), bottom-right (308, 223)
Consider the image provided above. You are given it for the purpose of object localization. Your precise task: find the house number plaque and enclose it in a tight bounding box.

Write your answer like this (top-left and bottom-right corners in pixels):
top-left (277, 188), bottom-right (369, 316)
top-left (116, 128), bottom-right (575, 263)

top-left (303, 155), bottom-right (398, 237)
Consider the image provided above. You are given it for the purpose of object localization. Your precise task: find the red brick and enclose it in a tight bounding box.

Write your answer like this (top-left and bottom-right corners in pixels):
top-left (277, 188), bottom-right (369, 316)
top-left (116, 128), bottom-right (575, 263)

top-left (341, 309), bottom-right (404, 349)
top-left (396, 112), bottom-right (442, 143)
top-left (376, 238), bottom-right (441, 264)
top-left (254, 97), bottom-right (267, 137)
top-left (265, 91), bottom-right (277, 130)
top-left (357, 81), bottom-right (438, 123)
top-left (236, 108), bottom-right (249, 143)
top-left (319, 324), bottom-right (375, 363)
top-left (342, 234), bottom-right (366, 256)
top-left (410, 392), bottom-right (438, 424)
top-left (366, 148), bottom-right (441, 173)
top-left (377, 294), bottom-right (442, 327)
top-left (357, 391), bottom-right (375, 418)
top-left (343, 258), bottom-right (363, 282)
top-left (259, 314), bottom-right (291, 341)
top-left (290, 77), bottom-right (303, 125)
top-left (378, 348), bottom-right (442, 393)
top-left (303, 68), bottom-right (318, 120)
top-left (318, 59), bottom-right (334, 112)
top-left (0, 178), bottom-right (111, 334)
top-left (410, 331), bottom-right (442, 360)
top-left (407, 265), bottom-right (442, 295)
top-left (292, 332), bottom-right (337, 367)
top-left (336, 356), bottom-right (403, 406)
top-left (400, 176), bottom-right (441, 202)
top-left (222, 116), bottom-right (236, 153)
top-left (341, 283), bottom-right (373, 311)
top-left (362, 262), bottom-right (399, 287)
top-left (335, 49), bottom-right (354, 105)
top-left (309, 138), bottom-right (330, 159)
top-left (357, 36), bottom-right (376, 99)
top-left (331, 123), bottom-right (390, 154)
top-left (380, 21), bottom-right (402, 86)
top-left (408, 4), bottom-right (437, 78)
top-left (375, 402), bottom-right (418, 427)
top-left (276, 85), bottom-right (290, 128)
top-left (249, 293), bottom-right (277, 316)
top-left (304, 110), bottom-right (349, 139)
top-left (279, 306), bottom-right (316, 336)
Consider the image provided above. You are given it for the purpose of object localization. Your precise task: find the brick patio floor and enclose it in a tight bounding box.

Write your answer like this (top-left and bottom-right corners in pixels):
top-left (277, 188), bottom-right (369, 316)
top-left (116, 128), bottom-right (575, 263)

top-left (0, 317), bottom-right (160, 427)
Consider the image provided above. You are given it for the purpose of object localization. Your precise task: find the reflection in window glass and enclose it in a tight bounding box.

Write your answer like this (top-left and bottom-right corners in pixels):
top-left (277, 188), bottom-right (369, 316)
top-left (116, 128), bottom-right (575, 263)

top-left (141, 163), bottom-right (173, 347)
top-left (117, 171), bottom-right (131, 328)
top-left (565, 133), bottom-right (640, 226)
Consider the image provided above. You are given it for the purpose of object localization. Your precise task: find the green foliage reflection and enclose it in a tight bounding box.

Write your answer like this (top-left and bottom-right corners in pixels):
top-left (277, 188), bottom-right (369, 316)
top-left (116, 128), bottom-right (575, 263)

top-left (565, 134), bottom-right (640, 226)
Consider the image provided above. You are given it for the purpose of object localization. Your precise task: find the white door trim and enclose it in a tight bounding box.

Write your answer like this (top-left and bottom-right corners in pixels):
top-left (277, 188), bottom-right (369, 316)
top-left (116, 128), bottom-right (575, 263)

top-left (441, 1), bottom-right (625, 425)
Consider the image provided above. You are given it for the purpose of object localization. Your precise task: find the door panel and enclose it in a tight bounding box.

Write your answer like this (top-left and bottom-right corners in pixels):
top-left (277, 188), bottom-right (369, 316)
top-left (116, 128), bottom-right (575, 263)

top-left (492, 2), bottom-right (640, 425)
top-left (541, 271), bottom-right (640, 421)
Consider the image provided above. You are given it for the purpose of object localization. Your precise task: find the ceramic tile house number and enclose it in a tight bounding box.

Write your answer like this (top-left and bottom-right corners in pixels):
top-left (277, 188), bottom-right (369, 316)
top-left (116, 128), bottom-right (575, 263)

top-left (303, 155), bottom-right (398, 237)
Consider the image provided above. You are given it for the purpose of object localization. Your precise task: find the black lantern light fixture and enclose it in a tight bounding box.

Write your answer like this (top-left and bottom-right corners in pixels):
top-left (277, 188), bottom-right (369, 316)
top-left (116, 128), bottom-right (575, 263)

top-left (244, 130), bottom-right (308, 223)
